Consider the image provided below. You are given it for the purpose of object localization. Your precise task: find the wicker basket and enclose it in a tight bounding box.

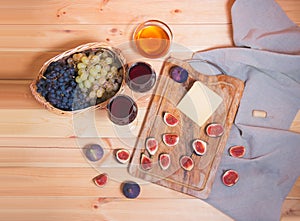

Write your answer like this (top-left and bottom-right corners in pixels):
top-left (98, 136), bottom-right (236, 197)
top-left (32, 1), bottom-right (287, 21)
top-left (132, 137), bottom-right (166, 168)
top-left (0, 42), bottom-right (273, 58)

top-left (30, 42), bottom-right (127, 116)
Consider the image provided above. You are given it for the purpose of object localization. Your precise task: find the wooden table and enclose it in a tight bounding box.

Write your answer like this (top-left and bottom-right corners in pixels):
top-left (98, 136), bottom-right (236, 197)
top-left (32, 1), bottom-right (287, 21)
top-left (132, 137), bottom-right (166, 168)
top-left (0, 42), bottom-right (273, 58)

top-left (0, 1), bottom-right (299, 220)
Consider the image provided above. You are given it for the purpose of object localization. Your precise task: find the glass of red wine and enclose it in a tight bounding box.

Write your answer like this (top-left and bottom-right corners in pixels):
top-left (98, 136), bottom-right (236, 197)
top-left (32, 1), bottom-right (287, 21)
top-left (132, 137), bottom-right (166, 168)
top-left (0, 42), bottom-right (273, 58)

top-left (107, 94), bottom-right (138, 126)
top-left (126, 62), bottom-right (156, 93)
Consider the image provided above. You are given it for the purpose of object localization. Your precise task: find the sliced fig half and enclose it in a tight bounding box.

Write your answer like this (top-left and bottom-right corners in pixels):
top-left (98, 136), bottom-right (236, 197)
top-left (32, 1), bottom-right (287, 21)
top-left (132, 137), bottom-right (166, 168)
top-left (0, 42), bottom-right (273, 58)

top-left (163, 112), bottom-right (179, 127)
top-left (222, 169), bottom-right (239, 187)
top-left (145, 137), bottom-right (158, 156)
top-left (140, 153), bottom-right (152, 171)
top-left (179, 156), bottom-right (194, 171)
top-left (206, 123), bottom-right (224, 137)
top-left (229, 145), bottom-right (246, 158)
top-left (162, 133), bottom-right (179, 146)
top-left (192, 139), bottom-right (207, 156)
top-left (159, 153), bottom-right (171, 170)
top-left (115, 149), bottom-right (130, 164)
top-left (93, 173), bottom-right (108, 187)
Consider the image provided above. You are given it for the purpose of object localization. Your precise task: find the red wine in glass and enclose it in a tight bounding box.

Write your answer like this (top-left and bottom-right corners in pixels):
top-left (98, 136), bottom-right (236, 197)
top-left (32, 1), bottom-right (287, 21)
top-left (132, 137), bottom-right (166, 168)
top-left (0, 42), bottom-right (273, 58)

top-left (126, 62), bottom-right (156, 93)
top-left (107, 95), bottom-right (138, 125)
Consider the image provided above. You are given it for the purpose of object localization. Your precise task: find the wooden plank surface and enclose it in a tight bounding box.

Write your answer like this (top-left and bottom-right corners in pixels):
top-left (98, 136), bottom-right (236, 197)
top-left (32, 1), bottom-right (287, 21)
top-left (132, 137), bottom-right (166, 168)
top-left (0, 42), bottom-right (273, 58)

top-left (0, 82), bottom-right (234, 220)
top-left (0, 0), bottom-right (299, 221)
top-left (0, 197), bottom-right (232, 221)
top-left (0, 89), bottom-right (298, 216)
top-left (0, 0), bottom-right (235, 25)
top-left (0, 25), bottom-right (232, 80)
top-left (0, 76), bottom-right (299, 221)
top-left (290, 110), bottom-right (300, 133)
top-left (0, 0), bottom-right (299, 25)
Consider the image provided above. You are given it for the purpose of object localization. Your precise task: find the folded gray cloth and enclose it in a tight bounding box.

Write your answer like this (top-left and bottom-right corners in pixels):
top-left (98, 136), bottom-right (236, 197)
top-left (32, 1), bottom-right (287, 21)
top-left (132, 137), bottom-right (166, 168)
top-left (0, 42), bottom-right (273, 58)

top-left (192, 0), bottom-right (300, 220)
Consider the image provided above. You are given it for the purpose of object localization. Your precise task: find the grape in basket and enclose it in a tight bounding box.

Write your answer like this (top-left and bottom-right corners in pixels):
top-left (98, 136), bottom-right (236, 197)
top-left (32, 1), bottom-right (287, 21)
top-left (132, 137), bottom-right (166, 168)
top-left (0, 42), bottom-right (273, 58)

top-left (32, 44), bottom-right (125, 114)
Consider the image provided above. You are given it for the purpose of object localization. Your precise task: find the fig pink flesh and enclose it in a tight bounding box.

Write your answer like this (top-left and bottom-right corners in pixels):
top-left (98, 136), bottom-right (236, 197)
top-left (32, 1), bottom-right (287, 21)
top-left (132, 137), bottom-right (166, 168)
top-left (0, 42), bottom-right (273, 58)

top-left (116, 149), bottom-right (130, 163)
top-left (159, 154), bottom-right (170, 169)
top-left (117, 150), bottom-right (129, 160)
top-left (180, 156), bottom-right (194, 171)
top-left (193, 140), bottom-right (207, 155)
top-left (146, 138), bottom-right (158, 155)
top-left (164, 113), bottom-right (179, 126)
top-left (93, 173), bottom-right (108, 187)
top-left (222, 170), bottom-right (239, 186)
top-left (206, 123), bottom-right (224, 137)
top-left (229, 145), bottom-right (245, 158)
top-left (163, 134), bottom-right (179, 146)
top-left (141, 154), bottom-right (152, 170)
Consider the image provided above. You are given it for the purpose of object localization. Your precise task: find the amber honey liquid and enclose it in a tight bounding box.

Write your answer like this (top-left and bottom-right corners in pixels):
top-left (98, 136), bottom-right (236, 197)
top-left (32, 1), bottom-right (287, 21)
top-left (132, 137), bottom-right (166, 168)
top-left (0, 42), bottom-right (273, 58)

top-left (134, 25), bottom-right (171, 58)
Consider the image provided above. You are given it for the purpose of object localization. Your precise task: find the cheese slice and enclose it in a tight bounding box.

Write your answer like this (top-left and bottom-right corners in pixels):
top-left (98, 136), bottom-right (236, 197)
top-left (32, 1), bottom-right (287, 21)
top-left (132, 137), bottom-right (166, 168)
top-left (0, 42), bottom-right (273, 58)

top-left (176, 81), bottom-right (223, 127)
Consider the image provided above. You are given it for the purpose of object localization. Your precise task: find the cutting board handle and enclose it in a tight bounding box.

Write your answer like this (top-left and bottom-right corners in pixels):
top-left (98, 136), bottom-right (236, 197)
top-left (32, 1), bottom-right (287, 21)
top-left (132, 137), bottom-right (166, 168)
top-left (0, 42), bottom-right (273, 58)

top-left (184, 58), bottom-right (227, 76)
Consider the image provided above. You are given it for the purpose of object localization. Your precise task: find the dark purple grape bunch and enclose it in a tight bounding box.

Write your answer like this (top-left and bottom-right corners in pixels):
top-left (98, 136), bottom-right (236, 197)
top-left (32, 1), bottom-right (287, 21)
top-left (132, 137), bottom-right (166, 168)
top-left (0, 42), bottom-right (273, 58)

top-left (36, 60), bottom-right (89, 111)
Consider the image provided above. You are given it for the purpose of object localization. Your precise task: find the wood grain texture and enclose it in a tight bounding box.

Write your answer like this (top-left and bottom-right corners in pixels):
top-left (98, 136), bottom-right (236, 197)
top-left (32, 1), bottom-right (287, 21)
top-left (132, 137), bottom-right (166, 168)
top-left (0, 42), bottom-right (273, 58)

top-left (0, 24), bottom-right (231, 80)
top-left (0, 80), bottom-right (299, 220)
top-left (0, 136), bottom-right (134, 148)
top-left (281, 199), bottom-right (300, 217)
top-left (0, 24), bottom-right (232, 50)
top-left (129, 57), bottom-right (244, 199)
top-left (0, 0), bottom-right (299, 25)
top-left (290, 110), bottom-right (300, 133)
top-left (0, 0), bottom-right (234, 25)
top-left (0, 142), bottom-right (298, 196)
top-left (0, 51), bottom-right (185, 80)
top-left (0, 167), bottom-right (185, 198)
top-left (0, 197), bottom-right (233, 221)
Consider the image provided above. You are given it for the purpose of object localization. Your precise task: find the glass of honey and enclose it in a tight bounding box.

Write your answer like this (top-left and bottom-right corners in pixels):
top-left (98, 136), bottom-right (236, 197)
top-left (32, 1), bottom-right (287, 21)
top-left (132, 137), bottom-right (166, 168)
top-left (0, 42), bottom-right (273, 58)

top-left (133, 20), bottom-right (173, 58)
top-left (107, 94), bottom-right (138, 126)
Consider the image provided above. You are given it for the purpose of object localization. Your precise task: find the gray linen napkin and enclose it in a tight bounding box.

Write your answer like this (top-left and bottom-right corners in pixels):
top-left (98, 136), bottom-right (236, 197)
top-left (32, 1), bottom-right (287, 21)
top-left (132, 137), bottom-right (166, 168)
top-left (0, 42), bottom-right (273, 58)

top-left (192, 0), bottom-right (300, 220)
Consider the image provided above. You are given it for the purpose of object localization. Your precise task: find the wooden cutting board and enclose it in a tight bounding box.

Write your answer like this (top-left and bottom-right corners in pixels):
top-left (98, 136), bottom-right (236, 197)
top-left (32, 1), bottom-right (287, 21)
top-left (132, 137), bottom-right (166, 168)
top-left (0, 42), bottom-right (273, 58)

top-left (128, 57), bottom-right (244, 199)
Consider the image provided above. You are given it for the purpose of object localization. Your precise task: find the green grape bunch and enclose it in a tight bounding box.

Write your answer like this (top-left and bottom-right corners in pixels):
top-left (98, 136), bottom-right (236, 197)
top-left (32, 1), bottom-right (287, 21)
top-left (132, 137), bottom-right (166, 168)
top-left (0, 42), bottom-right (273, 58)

top-left (71, 49), bottom-right (124, 105)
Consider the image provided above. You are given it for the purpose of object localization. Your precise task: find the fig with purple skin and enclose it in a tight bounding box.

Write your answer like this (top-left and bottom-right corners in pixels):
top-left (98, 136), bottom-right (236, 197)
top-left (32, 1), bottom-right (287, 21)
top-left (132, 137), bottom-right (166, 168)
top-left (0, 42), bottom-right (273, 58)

top-left (180, 156), bottom-right (194, 171)
top-left (93, 173), bottom-right (108, 187)
top-left (162, 133), bottom-right (179, 146)
top-left (159, 153), bottom-right (171, 170)
top-left (229, 145), bottom-right (246, 158)
top-left (163, 112), bottom-right (179, 127)
top-left (145, 137), bottom-right (158, 156)
top-left (84, 144), bottom-right (104, 162)
top-left (222, 169), bottom-right (239, 187)
top-left (169, 66), bottom-right (189, 83)
top-left (192, 139), bottom-right (207, 156)
top-left (206, 123), bottom-right (224, 137)
top-left (122, 181), bottom-right (141, 199)
top-left (140, 153), bottom-right (152, 171)
top-left (115, 149), bottom-right (130, 164)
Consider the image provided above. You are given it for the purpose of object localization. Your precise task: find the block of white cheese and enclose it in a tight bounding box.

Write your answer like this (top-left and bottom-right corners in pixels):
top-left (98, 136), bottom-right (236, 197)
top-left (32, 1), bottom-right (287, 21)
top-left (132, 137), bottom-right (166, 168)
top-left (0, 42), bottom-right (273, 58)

top-left (176, 81), bottom-right (223, 127)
